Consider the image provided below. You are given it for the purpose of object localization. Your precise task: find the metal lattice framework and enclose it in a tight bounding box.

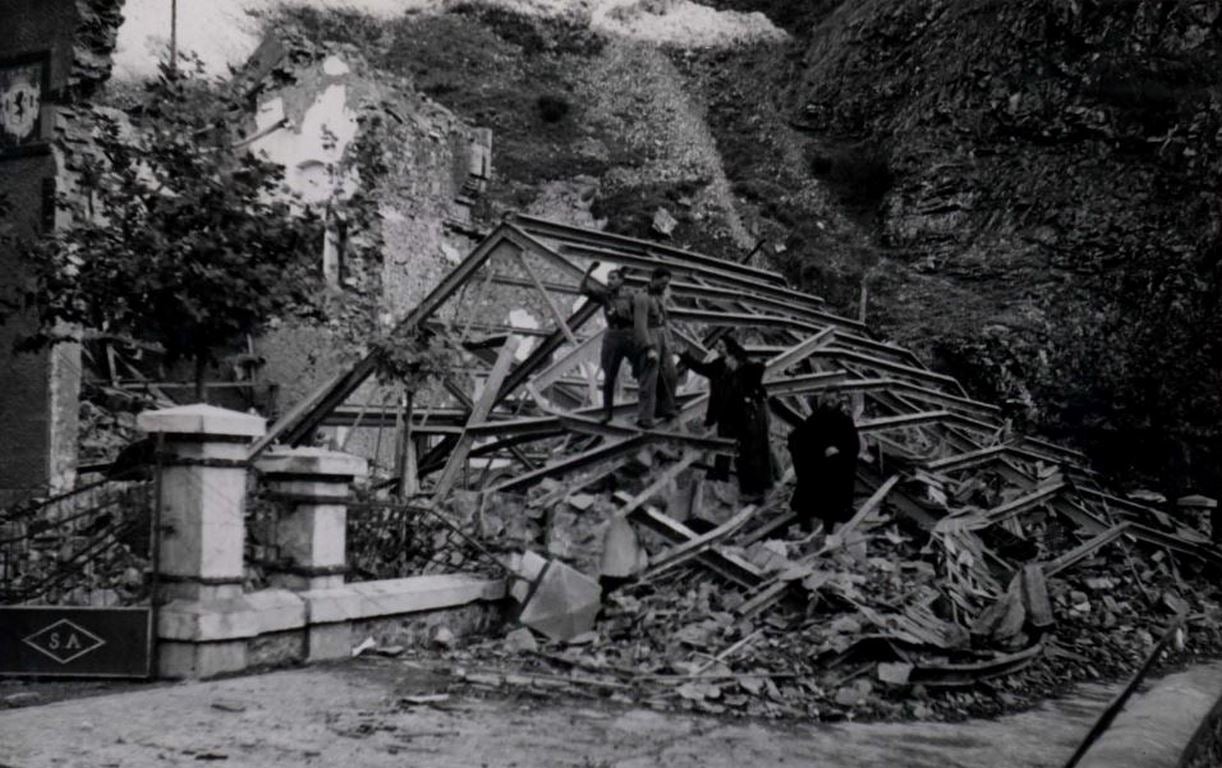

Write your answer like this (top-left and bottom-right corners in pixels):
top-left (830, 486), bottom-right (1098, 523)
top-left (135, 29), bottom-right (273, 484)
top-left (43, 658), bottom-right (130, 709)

top-left (244, 213), bottom-right (1219, 590)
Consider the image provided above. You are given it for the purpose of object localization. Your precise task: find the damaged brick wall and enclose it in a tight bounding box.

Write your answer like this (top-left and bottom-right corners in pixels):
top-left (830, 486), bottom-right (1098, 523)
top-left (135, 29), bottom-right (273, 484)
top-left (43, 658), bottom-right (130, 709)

top-left (247, 42), bottom-right (490, 412)
top-left (0, 0), bottom-right (119, 498)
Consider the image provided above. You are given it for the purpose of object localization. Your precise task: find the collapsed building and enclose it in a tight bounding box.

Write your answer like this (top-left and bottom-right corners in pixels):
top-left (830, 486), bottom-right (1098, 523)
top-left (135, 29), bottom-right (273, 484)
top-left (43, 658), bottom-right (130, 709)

top-left (2, 205), bottom-right (1217, 715)
top-left (240, 214), bottom-right (1222, 718)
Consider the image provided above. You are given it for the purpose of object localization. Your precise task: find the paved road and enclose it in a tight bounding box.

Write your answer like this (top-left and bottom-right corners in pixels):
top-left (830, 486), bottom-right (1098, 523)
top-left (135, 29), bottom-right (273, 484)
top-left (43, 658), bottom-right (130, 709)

top-left (0, 658), bottom-right (1121, 768)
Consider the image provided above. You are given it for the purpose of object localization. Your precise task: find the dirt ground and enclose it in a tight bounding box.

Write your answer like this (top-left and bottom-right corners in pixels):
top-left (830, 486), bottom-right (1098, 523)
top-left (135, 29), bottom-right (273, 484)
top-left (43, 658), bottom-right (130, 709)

top-left (0, 655), bottom-right (1124, 768)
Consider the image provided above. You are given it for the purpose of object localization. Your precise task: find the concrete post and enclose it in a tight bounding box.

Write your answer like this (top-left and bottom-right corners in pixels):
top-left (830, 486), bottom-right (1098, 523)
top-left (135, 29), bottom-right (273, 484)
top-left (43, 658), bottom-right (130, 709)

top-left (137, 404), bottom-right (266, 603)
top-left (255, 447), bottom-right (367, 591)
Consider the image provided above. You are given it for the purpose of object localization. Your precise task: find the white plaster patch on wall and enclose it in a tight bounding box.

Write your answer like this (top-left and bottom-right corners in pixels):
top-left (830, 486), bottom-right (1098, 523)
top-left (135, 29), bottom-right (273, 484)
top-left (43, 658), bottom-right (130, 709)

top-left (255, 97), bottom-right (287, 132)
top-left (507, 310), bottom-right (540, 361)
top-left (379, 206), bottom-right (406, 223)
top-left (251, 83), bottom-right (360, 204)
top-left (508, 308), bottom-right (540, 330)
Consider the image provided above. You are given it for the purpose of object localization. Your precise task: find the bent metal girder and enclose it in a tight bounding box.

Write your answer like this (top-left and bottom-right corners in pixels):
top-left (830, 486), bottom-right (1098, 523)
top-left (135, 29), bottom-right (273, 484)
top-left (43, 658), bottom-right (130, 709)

top-left (243, 215), bottom-right (1174, 542)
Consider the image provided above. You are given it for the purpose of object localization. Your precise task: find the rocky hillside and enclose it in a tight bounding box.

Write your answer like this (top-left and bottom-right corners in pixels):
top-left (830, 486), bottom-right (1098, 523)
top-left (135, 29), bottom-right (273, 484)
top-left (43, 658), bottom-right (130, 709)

top-left (711, 0), bottom-right (1222, 495)
top-left (272, 0), bottom-right (1222, 497)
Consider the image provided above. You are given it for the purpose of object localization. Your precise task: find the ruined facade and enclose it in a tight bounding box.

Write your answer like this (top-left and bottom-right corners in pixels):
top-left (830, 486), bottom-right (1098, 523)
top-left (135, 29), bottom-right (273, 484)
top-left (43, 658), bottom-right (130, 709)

top-left (240, 37), bottom-right (492, 444)
top-left (0, 0), bottom-right (122, 499)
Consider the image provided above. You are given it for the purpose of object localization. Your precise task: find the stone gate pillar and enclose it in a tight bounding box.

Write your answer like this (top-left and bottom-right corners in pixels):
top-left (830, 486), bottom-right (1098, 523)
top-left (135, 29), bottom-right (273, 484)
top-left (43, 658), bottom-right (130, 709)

top-left (255, 447), bottom-right (367, 591)
top-left (137, 404), bottom-right (266, 602)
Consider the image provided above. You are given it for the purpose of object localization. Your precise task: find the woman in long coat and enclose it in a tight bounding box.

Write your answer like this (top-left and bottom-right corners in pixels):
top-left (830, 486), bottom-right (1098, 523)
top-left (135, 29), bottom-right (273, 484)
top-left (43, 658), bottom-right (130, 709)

top-left (680, 336), bottom-right (774, 502)
top-left (787, 394), bottom-right (860, 532)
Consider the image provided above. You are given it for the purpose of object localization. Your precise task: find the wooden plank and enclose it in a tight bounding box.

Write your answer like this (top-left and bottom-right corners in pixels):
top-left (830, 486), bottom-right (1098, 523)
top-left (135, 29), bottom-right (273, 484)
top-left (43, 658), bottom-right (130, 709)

top-left (490, 435), bottom-right (646, 493)
top-left (858, 411), bottom-right (954, 433)
top-left (740, 512), bottom-right (798, 546)
top-left (495, 300), bottom-right (601, 403)
top-left (515, 250), bottom-right (579, 345)
top-left (511, 212), bottom-right (791, 287)
top-left (671, 307), bottom-right (823, 336)
top-left (809, 349), bottom-right (966, 396)
top-left (736, 581), bottom-right (793, 619)
top-left (432, 336), bottom-right (522, 499)
top-left (253, 226), bottom-right (525, 456)
top-left (763, 328), bottom-right (836, 380)
top-left (641, 504), bottom-right (760, 579)
top-left (910, 642), bottom-right (1043, 687)
top-left (796, 375), bottom-right (984, 418)
top-left (983, 481), bottom-right (1067, 526)
top-left (621, 496), bottom-right (763, 589)
top-left (553, 242), bottom-right (853, 328)
top-left (835, 474), bottom-right (901, 541)
top-left (925, 445), bottom-right (1013, 473)
top-left (531, 330), bottom-right (603, 392)
top-left (615, 452), bottom-right (702, 518)
top-left (734, 477), bottom-right (900, 621)
top-left (492, 269), bottom-right (839, 330)
top-left (558, 414), bottom-right (735, 452)
top-left (763, 371), bottom-right (853, 397)
top-left (1022, 563), bottom-right (1054, 629)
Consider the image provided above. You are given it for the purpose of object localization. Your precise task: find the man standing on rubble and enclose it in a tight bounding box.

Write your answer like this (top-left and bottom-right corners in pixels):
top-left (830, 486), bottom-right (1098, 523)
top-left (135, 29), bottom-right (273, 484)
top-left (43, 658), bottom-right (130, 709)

top-left (633, 266), bottom-right (679, 429)
top-left (787, 393), bottom-right (860, 533)
top-left (580, 262), bottom-right (637, 422)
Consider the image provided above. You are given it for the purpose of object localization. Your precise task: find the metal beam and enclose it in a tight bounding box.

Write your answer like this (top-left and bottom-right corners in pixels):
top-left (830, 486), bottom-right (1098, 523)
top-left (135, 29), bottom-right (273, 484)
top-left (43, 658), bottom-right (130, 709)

top-left (250, 226), bottom-right (525, 457)
top-left (489, 434), bottom-right (647, 493)
top-left (510, 212), bottom-right (790, 287)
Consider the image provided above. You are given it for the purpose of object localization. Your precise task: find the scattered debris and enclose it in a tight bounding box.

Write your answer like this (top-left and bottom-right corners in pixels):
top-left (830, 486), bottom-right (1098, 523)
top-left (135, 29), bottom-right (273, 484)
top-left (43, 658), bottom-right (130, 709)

top-left (398, 694), bottom-right (451, 707)
top-left (652, 207), bottom-right (678, 237)
top-left (503, 627), bottom-right (540, 654)
top-left (258, 217), bottom-right (1221, 722)
top-left (430, 627), bottom-right (457, 650)
top-left (508, 551), bottom-right (602, 642)
top-left (3, 692), bottom-right (41, 707)
top-left (352, 637), bottom-right (378, 657)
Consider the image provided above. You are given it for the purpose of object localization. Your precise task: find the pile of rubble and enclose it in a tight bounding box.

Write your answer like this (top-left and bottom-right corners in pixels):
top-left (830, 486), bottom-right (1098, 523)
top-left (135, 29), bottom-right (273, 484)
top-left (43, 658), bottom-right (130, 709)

top-left (254, 214), bottom-right (1221, 718)
top-left (405, 448), bottom-right (1219, 721)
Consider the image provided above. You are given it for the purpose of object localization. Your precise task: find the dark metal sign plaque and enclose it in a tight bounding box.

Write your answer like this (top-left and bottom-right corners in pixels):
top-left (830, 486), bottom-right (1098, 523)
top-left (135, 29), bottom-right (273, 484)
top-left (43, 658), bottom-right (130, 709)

top-left (0, 607), bottom-right (152, 678)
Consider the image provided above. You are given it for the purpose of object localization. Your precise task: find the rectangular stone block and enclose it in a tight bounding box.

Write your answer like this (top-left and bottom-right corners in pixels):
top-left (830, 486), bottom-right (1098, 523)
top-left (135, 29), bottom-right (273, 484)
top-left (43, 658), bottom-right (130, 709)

top-left (158, 639), bottom-right (247, 679)
top-left (307, 622), bottom-right (353, 662)
top-left (277, 505), bottom-right (347, 570)
top-left (158, 589), bottom-right (306, 642)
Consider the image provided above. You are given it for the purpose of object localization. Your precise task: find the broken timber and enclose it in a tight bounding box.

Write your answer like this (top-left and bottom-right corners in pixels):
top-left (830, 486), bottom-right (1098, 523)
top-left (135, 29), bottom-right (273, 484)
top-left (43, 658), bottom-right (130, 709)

top-left (241, 214), bottom-right (1216, 622)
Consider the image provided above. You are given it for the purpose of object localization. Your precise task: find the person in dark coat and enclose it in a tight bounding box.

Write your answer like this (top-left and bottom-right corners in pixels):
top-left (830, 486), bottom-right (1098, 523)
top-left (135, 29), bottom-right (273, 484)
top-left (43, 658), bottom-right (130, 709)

top-left (680, 336), bottom-right (775, 502)
top-left (787, 394), bottom-right (860, 532)
top-left (633, 266), bottom-right (678, 428)
top-left (579, 262), bottom-right (638, 421)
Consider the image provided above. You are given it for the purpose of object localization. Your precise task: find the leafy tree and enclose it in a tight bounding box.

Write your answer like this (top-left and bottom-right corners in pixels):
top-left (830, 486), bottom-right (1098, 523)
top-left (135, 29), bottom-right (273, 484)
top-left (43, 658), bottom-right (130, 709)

top-left (7, 61), bottom-right (326, 398)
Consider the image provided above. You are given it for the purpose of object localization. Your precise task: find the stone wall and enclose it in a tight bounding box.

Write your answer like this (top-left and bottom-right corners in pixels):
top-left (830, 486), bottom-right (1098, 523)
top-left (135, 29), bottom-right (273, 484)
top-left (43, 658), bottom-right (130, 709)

top-left (246, 42), bottom-right (491, 466)
top-left (244, 47), bottom-right (486, 382)
top-left (0, 0), bottom-right (91, 499)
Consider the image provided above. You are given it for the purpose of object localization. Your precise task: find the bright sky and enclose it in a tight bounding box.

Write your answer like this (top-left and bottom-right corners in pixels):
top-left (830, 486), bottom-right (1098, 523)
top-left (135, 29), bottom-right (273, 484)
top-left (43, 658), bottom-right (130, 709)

top-left (112, 0), bottom-right (784, 80)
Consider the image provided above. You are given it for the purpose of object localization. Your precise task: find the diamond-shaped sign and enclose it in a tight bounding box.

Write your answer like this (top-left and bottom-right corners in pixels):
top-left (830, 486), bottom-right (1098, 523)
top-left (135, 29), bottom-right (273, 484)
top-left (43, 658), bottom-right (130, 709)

top-left (22, 619), bottom-right (106, 664)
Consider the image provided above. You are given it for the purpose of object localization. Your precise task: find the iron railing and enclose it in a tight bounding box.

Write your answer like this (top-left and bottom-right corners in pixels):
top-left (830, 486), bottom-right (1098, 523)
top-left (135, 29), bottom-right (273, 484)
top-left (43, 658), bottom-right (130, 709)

top-left (0, 466), bottom-right (156, 606)
top-left (345, 499), bottom-right (507, 581)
